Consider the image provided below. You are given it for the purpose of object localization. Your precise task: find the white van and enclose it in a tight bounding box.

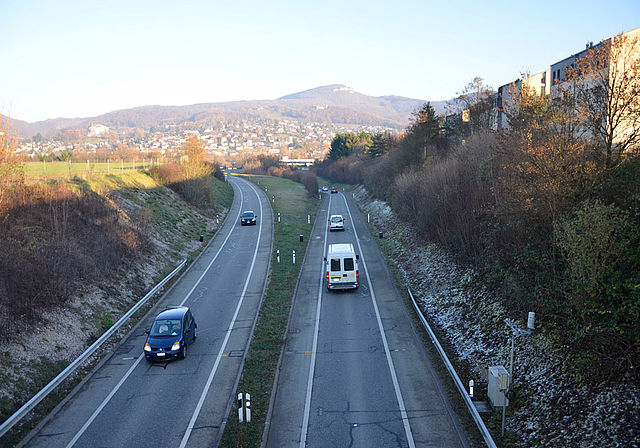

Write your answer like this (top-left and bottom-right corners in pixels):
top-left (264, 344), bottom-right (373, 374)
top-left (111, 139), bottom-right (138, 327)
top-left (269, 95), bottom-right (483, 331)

top-left (328, 214), bottom-right (345, 231)
top-left (324, 243), bottom-right (359, 290)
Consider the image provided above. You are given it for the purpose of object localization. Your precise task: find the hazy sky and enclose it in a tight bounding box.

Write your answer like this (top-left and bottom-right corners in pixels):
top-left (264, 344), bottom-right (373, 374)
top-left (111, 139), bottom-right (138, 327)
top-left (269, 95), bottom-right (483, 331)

top-left (2, 0), bottom-right (639, 123)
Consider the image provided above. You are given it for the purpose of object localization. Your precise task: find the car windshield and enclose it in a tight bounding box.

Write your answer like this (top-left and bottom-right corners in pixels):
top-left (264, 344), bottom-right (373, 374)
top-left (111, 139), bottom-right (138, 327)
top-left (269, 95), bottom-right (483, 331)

top-left (331, 216), bottom-right (342, 222)
top-left (150, 319), bottom-right (182, 337)
top-left (242, 212), bottom-right (254, 219)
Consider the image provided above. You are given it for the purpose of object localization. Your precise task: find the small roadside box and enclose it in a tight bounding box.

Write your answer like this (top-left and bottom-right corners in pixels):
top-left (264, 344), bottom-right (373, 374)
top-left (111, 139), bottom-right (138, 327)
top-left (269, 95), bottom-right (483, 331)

top-left (324, 243), bottom-right (359, 290)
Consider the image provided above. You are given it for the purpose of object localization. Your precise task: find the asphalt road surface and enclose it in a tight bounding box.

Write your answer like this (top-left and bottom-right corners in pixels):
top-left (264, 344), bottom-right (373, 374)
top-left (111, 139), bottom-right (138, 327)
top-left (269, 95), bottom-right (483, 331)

top-left (18, 176), bottom-right (272, 448)
top-left (265, 189), bottom-right (470, 448)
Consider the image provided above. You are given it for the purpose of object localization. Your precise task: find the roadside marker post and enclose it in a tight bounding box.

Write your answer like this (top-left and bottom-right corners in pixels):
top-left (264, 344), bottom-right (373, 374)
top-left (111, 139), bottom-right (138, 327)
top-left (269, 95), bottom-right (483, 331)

top-left (238, 393), bottom-right (244, 423)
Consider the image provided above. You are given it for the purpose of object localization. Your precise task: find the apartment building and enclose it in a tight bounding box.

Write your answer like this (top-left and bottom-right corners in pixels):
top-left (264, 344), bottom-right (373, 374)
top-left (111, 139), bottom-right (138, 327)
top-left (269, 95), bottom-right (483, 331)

top-left (492, 25), bottom-right (640, 146)
top-left (493, 68), bottom-right (551, 129)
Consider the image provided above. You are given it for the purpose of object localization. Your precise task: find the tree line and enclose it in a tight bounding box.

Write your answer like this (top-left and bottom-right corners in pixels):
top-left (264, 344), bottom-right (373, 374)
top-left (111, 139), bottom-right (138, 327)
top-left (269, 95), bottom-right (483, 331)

top-left (316, 34), bottom-right (640, 381)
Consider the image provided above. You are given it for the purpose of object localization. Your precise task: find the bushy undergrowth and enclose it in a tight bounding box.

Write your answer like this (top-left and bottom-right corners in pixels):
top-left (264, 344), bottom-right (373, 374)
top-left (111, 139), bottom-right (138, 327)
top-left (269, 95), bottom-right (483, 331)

top-left (318, 124), bottom-right (640, 381)
top-left (149, 162), bottom-right (227, 210)
top-left (0, 181), bottom-right (153, 342)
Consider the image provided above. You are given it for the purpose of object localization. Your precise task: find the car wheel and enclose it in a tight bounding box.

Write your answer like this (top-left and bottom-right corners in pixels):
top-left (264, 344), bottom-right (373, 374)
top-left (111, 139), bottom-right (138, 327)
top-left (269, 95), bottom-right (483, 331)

top-left (192, 327), bottom-right (197, 342)
top-left (181, 342), bottom-right (187, 359)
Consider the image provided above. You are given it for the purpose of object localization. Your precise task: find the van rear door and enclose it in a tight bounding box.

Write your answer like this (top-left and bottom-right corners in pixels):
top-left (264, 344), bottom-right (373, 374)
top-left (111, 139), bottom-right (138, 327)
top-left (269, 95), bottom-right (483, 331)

top-left (327, 255), bottom-right (358, 289)
top-left (329, 257), bottom-right (342, 284)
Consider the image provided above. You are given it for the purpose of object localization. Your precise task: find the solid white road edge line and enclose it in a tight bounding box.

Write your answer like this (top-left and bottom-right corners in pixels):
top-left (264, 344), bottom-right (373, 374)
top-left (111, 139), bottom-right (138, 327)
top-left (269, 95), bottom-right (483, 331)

top-left (66, 176), bottom-right (250, 447)
top-left (344, 192), bottom-right (416, 448)
top-left (179, 177), bottom-right (264, 448)
top-left (299, 192), bottom-right (331, 448)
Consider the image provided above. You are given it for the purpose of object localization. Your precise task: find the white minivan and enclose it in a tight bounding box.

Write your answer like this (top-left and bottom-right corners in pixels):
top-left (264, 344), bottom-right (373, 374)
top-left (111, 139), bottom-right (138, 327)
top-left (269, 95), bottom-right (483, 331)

top-left (325, 243), bottom-right (359, 290)
top-left (328, 214), bottom-right (345, 231)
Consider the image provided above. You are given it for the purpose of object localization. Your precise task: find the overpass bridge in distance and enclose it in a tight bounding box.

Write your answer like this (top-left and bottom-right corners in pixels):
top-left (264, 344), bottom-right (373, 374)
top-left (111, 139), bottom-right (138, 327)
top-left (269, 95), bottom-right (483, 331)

top-left (280, 156), bottom-right (314, 167)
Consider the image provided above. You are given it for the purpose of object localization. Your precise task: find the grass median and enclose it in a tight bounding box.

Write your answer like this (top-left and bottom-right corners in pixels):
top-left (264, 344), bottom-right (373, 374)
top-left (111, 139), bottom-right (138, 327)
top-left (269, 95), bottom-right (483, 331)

top-left (220, 174), bottom-right (320, 447)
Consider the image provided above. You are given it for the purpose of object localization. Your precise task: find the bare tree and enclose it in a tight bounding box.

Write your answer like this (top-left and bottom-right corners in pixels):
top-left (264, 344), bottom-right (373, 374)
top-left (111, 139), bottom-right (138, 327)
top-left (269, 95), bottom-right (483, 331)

top-left (564, 31), bottom-right (640, 166)
top-left (0, 115), bottom-right (21, 211)
top-left (453, 77), bottom-right (496, 134)
top-left (498, 80), bottom-right (596, 228)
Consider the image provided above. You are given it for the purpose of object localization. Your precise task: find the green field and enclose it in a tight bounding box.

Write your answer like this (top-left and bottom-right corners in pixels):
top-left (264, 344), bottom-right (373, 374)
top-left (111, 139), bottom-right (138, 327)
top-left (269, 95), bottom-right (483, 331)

top-left (21, 160), bottom-right (159, 180)
top-left (220, 174), bottom-right (320, 447)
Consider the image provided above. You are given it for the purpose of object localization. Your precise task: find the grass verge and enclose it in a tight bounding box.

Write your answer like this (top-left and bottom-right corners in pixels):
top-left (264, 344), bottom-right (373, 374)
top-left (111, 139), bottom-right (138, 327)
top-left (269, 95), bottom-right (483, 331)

top-left (219, 175), bottom-right (320, 447)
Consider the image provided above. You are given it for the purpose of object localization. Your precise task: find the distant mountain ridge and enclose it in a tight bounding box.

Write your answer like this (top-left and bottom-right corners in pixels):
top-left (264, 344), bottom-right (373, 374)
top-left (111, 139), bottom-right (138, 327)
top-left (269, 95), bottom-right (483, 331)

top-left (5, 85), bottom-right (449, 139)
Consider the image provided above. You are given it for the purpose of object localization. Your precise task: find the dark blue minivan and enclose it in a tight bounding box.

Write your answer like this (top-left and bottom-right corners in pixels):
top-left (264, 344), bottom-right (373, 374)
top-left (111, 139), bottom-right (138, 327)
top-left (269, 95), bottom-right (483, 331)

top-left (144, 306), bottom-right (197, 361)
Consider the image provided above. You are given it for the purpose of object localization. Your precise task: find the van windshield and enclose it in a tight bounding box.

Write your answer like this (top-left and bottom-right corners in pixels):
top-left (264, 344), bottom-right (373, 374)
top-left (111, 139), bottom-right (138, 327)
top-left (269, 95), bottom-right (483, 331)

top-left (344, 258), bottom-right (354, 271)
top-left (330, 258), bottom-right (340, 271)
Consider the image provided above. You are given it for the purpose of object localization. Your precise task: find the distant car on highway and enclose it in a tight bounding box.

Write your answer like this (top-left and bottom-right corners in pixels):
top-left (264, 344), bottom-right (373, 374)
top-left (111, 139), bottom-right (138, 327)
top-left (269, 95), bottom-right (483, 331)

top-left (329, 214), bottom-right (345, 231)
top-left (331, 187), bottom-right (338, 194)
top-left (144, 306), bottom-right (197, 361)
top-left (241, 210), bottom-right (257, 226)
top-left (322, 186), bottom-right (329, 192)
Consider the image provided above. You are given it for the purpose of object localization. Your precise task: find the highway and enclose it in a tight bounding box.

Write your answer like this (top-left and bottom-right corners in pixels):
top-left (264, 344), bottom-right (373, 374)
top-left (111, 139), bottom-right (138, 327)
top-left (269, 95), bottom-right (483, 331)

top-left (265, 190), bottom-right (470, 447)
top-left (18, 176), bottom-right (273, 448)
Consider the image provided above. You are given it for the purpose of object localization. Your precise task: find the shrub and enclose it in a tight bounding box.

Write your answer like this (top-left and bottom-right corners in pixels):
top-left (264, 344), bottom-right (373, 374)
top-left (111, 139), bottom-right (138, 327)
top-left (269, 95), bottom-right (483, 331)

top-left (0, 182), bottom-right (151, 342)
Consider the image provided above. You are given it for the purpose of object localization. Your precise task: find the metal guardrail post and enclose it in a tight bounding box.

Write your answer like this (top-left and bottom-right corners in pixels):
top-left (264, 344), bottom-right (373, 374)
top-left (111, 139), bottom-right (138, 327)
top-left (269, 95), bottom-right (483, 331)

top-left (408, 289), bottom-right (497, 448)
top-left (0, 259), bottom-right (187, 440)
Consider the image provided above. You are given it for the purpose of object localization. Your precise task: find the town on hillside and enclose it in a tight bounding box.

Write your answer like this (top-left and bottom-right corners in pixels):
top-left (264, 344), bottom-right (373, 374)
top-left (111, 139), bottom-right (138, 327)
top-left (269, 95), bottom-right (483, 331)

top-left (14, 118), bottom-right (397, 166)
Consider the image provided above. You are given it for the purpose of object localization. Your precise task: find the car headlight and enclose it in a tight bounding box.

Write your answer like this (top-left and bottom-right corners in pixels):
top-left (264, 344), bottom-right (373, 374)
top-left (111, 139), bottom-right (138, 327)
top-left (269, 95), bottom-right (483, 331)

top-left (172, 341), bottom-right (181, 351)
top-left (144, 343), bottom-right (151, 352)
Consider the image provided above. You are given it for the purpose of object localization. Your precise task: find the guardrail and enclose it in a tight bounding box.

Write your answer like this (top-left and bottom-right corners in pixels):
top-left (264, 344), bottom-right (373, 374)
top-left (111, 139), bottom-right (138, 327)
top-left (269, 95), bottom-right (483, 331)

top-left (408, 288), bottom-right (497, 448)
top-left (0, 259), bottom-right (187, 440)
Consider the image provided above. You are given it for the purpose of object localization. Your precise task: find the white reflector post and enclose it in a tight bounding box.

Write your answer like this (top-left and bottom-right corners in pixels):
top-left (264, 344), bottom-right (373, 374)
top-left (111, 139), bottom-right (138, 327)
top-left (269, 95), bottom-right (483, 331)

top-left (246, 393), bottom-right (251, 423)
top-left (528, 312), bottom-right (535, 330)
top-left (238, 393), bottom-right (244, 423)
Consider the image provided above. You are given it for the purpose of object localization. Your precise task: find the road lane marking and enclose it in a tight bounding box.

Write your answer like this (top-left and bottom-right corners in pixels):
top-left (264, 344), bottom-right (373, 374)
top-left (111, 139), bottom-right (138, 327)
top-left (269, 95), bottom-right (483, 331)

top-left (179, 177), bottom-right (264, 448)
top-left (67, 177), bottom-right (252, 448)
top-left (345, 193), bottom-right (416, 448)
top-left (177, 182), bottom-right (246, 307)
top-left (299, 192), bottom-right (331, 447)
top-left (300, 190), bottom-right (416, 447)
top-left (66, 354), bottom-right (144, 448)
